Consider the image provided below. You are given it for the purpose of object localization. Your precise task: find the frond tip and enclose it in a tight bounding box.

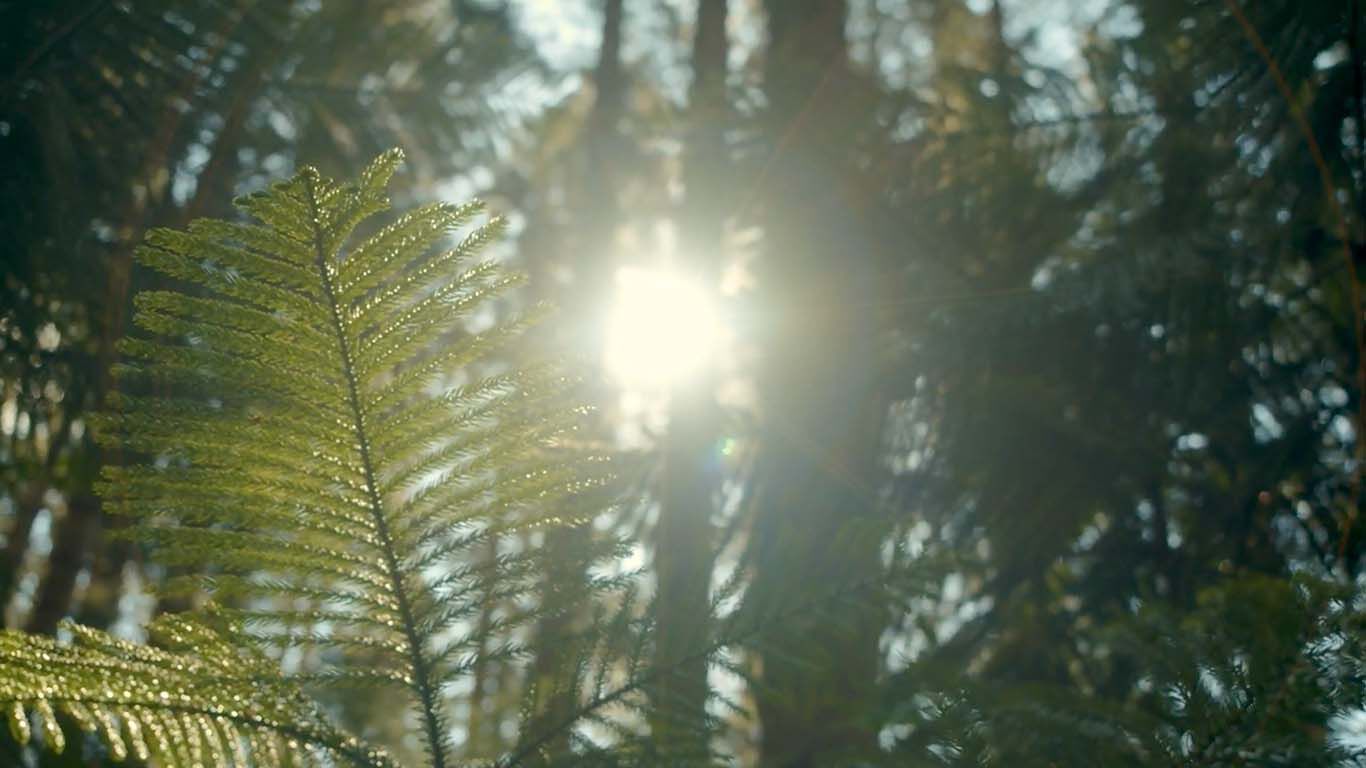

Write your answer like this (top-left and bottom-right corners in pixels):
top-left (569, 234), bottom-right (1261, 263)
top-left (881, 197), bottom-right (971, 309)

top-left (0, 613), bottom-right (395, 768)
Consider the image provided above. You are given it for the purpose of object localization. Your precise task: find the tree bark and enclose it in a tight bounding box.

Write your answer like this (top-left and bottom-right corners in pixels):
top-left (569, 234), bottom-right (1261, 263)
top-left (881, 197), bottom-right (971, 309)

top-left (1, 396), bottom-right (75, 622)
top-left (26, 486), bottom-right (98, 634)
top-left (517, 2), bottom-right (627, 762)
top-left (463, 534), bottom-right (501, 760)
top-left (745, 2), bottom-right (888, 765)
top-left (0, 482), bottom-right (43, 622)
top-left (650, 0), bottom-right (729, 758)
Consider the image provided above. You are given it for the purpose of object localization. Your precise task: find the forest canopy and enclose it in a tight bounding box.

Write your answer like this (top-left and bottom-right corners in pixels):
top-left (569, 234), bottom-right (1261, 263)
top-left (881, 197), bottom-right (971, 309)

top-left (1, 1), bottom-right (1365, 766)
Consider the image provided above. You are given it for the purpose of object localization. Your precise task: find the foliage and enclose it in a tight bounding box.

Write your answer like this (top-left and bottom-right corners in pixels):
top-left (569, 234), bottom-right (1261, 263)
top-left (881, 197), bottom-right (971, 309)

top-left (5, 1), bottom-right (1366, 767)
top-left (0, 0), bottom-right (543, 636)
top-left (2, 611), bottom-right (393, 767)
top-left (0, 150), bottom-right (614, 767)
top-left (885, 574), bottom-right (1366, 766)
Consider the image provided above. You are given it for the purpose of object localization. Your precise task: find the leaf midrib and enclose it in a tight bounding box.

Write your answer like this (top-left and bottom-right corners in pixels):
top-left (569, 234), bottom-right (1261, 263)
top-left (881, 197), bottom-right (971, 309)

top-left (302, 172), bottom-right (451, 768)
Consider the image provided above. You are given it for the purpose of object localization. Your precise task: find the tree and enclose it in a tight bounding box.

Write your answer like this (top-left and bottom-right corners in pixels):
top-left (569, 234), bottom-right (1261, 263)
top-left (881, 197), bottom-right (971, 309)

top-left (741, 2), bottom-right (889, 764)
top-left (515, 3), bottom-right (630, 765)
top-left (870, 0), bottom-right (1366, 761)
top-left (650, 0), bottom-right (730, 760)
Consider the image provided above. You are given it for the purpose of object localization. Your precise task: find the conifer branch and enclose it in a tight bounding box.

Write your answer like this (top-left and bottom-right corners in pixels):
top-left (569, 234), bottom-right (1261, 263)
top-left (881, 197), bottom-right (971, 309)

top-left (301, 167), bottom-right (453, 768)
top-left (0, 149), bottom-right (607, 767)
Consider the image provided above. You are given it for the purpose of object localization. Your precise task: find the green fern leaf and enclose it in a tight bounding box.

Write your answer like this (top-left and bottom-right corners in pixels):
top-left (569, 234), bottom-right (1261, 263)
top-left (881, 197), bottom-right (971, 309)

top-left (0, 149), bottom-right (611, 767)
top-left (0, 612), bottom-right (394, 767)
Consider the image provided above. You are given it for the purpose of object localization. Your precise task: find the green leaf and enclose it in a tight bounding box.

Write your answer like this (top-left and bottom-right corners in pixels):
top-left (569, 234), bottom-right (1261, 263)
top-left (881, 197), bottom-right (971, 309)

top-left (0, 614), bottom-right (394, 767)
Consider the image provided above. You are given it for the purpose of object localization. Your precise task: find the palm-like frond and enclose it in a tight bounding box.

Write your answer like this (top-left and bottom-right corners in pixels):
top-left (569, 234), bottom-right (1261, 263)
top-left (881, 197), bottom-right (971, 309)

top-left (0, 612), bottom-right (394, 767)
top-left (13, 148), bottom-right (612, 767)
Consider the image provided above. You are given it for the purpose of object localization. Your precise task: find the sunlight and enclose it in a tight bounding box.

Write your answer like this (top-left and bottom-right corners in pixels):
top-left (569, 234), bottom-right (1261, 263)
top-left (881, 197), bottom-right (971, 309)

top-left (604, 266), bottom-right (723, 390)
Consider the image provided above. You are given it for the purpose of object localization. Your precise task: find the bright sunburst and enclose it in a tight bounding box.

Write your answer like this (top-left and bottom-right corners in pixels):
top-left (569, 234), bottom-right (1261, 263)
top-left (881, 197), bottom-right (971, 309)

top-left (604, 266), bottom-right (723, 390)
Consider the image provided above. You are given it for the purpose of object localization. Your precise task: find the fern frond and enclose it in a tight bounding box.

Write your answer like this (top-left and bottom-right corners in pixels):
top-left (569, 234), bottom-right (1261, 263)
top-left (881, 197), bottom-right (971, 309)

top-left (77, 149), bottom-right (610, 768)
top-left (0, 614), bottom-right (394, 768)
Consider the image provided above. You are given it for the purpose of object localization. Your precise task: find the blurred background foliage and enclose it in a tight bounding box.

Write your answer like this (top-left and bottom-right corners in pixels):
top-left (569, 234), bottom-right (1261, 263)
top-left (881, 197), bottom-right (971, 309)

top-left (3, 0), bottom-right (1366, 765)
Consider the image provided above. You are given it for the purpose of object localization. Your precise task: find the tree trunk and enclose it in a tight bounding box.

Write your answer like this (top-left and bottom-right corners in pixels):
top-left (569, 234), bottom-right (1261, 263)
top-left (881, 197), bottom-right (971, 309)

top-left (520, 526), bottom-right (593, 763)
top-left (0, 482), bottom-right (43, 622)
top-left (745, 2), bottom-right (888, 765)
top-left (650, 0), bottom-right (729, 758)
top-left (518, 1), bottom-right (626, 762)
top-left (28, 228), bottom-right (130, 634)
top-left (463, 534), bottom-right (500, 760)
top-left (26, 489), bottom-right (97, 634)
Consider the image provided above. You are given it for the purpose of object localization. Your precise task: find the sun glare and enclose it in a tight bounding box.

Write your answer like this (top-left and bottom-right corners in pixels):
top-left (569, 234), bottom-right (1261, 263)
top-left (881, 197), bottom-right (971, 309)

top-left (605, 266), bottom-right (723, 390)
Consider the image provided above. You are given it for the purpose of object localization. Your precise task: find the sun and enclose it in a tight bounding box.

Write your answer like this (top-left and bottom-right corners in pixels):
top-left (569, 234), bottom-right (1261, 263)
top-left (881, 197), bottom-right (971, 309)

top-left (604, 266), bottom-right (723, 391)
